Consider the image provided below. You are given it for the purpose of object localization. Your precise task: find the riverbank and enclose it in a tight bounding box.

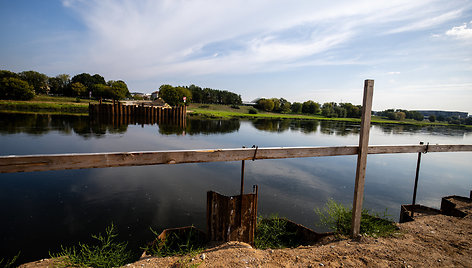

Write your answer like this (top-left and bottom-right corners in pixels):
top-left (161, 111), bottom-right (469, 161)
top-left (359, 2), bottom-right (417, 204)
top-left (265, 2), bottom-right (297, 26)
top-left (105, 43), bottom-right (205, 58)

top-left (0, 95), bottom-right (97, 115)
top-left (188, 103), bottom-right (472, 129)
top-left (20, 211), bottom-right (472, 267)
top-left (0, 97), bottom-right (470, 128)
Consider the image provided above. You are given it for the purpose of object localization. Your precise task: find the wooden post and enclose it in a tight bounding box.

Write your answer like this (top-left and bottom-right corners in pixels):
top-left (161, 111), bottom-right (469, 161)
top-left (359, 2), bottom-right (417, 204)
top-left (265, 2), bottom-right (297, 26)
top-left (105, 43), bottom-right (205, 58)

top-left (351, 79), bottom-right (374, 238)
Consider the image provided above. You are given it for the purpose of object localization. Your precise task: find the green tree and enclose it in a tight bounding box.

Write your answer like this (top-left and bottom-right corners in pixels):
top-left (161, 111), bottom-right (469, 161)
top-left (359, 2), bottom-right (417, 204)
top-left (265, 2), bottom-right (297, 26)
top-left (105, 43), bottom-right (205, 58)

top-left (0, 77), bottom-right (35, 100)
top-left (19, 70), bottom-right (48, 94)
top-left (256, 98), bottom-right (275, 112)
top-left (107, 80), bottom-right (130, 100)
top-left (72, 73), bottom-right (106, 97)
top-left (291, 102), bottom-right (302, 114)
top-left (428, 115), bottom-right (436, 122)
top-left (0, 70), bottom-right (20, 80)
top-left (48, 74), bottom-right (70, 95)
top-left (321, 102), bottom-right (336, 117)
top-left (303, 100), bottom-right (320, 114)
top-left (395, 111), bottom-right (406, 121)
top-left (270, 98), bottom-right (280, 112)
top-left (279, 98), bottom-right (291, 113)
top-left (159, 85), bottom-right (191, 106)
top-left (71, 82), bottom-right (87, 97)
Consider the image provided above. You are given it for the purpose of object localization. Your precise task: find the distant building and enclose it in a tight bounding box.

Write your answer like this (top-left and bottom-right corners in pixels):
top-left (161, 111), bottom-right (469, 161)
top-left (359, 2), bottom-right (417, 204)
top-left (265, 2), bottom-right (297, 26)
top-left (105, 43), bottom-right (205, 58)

top-left (151, 91), bottom-right (159, 100)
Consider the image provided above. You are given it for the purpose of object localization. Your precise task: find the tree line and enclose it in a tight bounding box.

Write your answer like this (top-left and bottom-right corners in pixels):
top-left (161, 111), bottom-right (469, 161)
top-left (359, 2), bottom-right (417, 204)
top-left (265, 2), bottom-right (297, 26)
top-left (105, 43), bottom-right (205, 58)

top-left (158, 84), bottom-right (242, 106)
top-left (255, 98), bottom-right (363, 118)
top-left (0, 69), bottom-right (131, 100)
top-left (376, 109), bottom-right (472, 125)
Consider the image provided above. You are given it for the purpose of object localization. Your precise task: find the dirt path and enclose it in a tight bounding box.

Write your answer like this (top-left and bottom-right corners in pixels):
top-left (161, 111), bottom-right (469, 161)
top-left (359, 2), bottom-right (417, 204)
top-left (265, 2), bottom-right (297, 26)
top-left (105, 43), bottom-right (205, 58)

top-left (21, 212), bottom-right (472, 267)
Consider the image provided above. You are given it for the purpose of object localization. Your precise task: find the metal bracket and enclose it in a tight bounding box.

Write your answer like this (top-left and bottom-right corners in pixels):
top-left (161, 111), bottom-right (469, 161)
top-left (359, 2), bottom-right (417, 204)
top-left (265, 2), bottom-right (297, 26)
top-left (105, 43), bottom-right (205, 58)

top-left (423, 142), bottom-right (429, 154)
top-left (252, 145), bottom-right (258, 161)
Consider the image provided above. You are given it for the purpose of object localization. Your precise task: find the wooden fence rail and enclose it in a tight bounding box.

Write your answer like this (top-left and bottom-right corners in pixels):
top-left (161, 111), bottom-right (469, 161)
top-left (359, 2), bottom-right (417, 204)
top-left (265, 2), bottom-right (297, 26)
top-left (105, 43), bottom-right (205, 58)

top-left (1, 144), bottom-right (471, 174)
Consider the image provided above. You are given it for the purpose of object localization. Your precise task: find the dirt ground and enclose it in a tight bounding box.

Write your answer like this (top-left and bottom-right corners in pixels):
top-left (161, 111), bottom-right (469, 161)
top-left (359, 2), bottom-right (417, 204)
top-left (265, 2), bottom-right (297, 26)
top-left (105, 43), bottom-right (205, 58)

top-left (21, 210), bottom-right (472, 268)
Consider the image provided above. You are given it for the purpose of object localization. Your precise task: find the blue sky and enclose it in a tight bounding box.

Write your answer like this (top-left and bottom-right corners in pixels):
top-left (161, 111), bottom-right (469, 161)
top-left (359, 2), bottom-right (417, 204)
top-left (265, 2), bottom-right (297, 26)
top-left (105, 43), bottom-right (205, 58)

top-left (1, 0), bottom-right (471, 113)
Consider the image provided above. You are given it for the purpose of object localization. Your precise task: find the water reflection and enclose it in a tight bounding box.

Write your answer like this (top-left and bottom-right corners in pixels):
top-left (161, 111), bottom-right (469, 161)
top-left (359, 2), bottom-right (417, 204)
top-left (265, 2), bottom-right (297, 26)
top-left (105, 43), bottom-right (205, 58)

top-left (1, 112), bottom-right (471, 264)
top-left (1, 113), bottom-right (470, 139)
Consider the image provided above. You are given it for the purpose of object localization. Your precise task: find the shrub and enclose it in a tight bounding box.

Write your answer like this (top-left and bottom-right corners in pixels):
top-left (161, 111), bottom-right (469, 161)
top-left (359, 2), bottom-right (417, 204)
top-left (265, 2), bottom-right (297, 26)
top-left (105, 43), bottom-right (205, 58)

top-left (255, 215), bottom-right (298, 249)
top-left (50, 223), bottom-right (135, 267)
top-left (315, 199), bottom-right (398, 237)
top-left (230, 104), bottom-right (240, 109)
top-left (144, 227), bottom-right (205, 257)
top-left (248, 108), bottom-right (258, 114)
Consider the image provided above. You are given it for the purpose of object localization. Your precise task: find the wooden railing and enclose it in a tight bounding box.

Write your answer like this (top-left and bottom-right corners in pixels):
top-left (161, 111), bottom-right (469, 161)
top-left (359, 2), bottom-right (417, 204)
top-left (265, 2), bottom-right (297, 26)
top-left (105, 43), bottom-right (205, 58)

top-left (1, 80), bottom-right (471, 238)
top-left (1, 144), bottom-right (471, 174)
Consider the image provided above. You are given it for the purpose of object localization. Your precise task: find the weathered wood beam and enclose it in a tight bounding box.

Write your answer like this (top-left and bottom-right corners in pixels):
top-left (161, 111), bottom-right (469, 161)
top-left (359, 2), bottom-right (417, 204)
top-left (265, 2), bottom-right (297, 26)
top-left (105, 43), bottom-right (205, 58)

top-left (351, 79), bottom-right (374, 238)
top-left (0, 144), bottom-right (471, 174)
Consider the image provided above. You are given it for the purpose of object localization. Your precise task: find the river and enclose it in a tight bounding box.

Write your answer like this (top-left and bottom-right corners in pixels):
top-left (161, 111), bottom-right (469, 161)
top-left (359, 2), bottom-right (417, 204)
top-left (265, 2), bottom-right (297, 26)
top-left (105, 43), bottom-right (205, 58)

top-left (0, 112), bottom-right (471, 263)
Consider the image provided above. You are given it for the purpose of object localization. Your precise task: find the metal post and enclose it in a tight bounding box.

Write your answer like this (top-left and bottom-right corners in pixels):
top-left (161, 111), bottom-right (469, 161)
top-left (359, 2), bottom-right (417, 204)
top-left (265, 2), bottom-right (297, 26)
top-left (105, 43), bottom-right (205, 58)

top-left (412, 141), bottom-right (424, 206)
top-left (240, 146), bottom-right (246, 225)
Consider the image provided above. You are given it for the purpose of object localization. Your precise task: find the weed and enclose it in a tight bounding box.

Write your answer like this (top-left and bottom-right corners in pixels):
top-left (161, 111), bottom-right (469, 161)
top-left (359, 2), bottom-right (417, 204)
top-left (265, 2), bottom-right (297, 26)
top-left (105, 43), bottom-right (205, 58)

top-left (144, 227), bottom-right (206, 257)
top-left (315, 199), bottom-right (398, 237)
top-left (50, 223), bottom-right (134, 268)
top-left (0, 251), bottom-right (20, 268)
top-left (254, 215), bottom-right (298, 249)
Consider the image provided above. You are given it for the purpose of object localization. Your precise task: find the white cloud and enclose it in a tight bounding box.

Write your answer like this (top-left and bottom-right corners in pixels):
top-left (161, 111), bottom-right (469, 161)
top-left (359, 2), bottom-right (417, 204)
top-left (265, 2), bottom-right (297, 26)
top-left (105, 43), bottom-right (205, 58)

top-left (386, 10), bottom-right (462, 34)
top-left (59, 0), bottom-right (467, 78)
top-left (446, 22), bottom-right (472, 40)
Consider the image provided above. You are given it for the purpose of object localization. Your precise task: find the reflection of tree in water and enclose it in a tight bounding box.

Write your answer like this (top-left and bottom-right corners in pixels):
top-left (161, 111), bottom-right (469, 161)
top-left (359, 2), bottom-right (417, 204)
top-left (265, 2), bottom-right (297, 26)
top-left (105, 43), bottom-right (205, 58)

top-left (159, 119), bottom-right (240, 135)
top-left (0, 112), bottom-right (127, 138)
top-left (319, 121), bottom-right (360, 136)
top-left (251, 119), bottom-right (292, 132)
top-left (375, 124), bottom-right (470, 137)
top-left (252, 119), bottom-right (360, 136)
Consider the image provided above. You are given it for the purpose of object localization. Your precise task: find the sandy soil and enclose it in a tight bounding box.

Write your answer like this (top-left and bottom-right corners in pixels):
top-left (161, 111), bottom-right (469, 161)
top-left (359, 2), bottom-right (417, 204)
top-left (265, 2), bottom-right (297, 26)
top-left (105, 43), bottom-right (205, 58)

top-left (21, 211), bottom-right (472, 268)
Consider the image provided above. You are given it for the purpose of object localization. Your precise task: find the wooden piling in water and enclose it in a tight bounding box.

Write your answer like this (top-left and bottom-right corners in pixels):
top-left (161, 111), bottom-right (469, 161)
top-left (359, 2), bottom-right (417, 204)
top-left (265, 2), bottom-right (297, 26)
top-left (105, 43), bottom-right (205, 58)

top-left (88, 103), bottom-right (186, 126)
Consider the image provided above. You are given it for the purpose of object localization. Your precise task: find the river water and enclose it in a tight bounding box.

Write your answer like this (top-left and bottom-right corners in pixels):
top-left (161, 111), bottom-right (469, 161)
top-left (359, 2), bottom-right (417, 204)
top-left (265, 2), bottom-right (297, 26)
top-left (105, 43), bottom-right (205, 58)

top-left (0, 112), bottom-right (471, 263)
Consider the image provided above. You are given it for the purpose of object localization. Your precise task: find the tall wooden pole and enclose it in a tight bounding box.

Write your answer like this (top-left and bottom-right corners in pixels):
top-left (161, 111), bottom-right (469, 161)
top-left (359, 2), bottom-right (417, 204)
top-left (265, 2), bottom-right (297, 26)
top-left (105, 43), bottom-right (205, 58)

top-left (351, 80), bottom-right (374, 238)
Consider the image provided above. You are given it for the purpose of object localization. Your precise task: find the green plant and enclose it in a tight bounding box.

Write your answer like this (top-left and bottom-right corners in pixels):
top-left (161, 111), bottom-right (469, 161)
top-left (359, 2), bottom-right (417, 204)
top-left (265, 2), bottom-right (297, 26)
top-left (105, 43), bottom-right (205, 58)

top-left (50, 223), bottom-right (134, 267)
top-left (254, 215), bottom-right (298, 249)
top-left (0, 251), bottom-right (20, 268)
top-left (315, 199), bottom-right (398, 237)
top-left (144, 227), bottom-right (206, 257)
top-left (230, 104), bottom-right (240, 109)
top-left (248, 108), bottom-right (258, 114)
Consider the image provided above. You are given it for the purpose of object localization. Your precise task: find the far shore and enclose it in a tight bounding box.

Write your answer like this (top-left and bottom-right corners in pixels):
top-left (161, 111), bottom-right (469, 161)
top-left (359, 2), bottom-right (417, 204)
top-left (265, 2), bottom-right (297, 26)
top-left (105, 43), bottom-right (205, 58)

top-left (0, 96), bottom-right (470, 128)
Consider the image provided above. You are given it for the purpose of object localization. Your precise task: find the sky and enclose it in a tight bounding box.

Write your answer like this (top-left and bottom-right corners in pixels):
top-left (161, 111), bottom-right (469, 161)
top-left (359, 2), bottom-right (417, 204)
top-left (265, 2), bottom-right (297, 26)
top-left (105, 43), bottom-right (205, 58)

top-left (0, 0), bottom-right (471, 113)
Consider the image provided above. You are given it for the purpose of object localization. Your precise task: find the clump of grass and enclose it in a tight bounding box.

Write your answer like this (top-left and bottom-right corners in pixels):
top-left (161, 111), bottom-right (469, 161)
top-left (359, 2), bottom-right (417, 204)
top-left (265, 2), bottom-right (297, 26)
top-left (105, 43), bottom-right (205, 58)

top-left (0, 251), bottom-right (20, 268)
top-left (254, 215), bottom-right (298, 249)
top-left (50, 223), bottom-right (135, 267)
top-left (315, 199), bottom-right (398, 237)
top-left (144, 227), bottom-right (206, 257)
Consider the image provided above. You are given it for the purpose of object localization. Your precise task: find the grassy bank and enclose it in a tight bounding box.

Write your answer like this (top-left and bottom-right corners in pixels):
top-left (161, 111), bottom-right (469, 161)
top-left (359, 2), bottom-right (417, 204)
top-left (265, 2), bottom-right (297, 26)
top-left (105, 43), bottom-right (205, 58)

top-left (0, 95), bottom-right (96, 115)
top-left (188, 103), bottom-right (471, 128)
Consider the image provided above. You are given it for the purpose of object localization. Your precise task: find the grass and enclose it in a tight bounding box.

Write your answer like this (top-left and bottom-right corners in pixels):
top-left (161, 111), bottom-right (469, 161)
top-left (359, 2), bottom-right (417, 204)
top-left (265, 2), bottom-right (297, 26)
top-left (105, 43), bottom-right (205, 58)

top-left (315, 199), bottom-right (398, 238)
top-left (0, 94), bottom-right (102, 114)
top-left (254, 215), bottom-right (299, 249)
top-left (0, 252), bottom-right (21, 268)
top-left (144, 227), bottom-right (206, 257)
top-left (49, 223), bottom-right (135, 268)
